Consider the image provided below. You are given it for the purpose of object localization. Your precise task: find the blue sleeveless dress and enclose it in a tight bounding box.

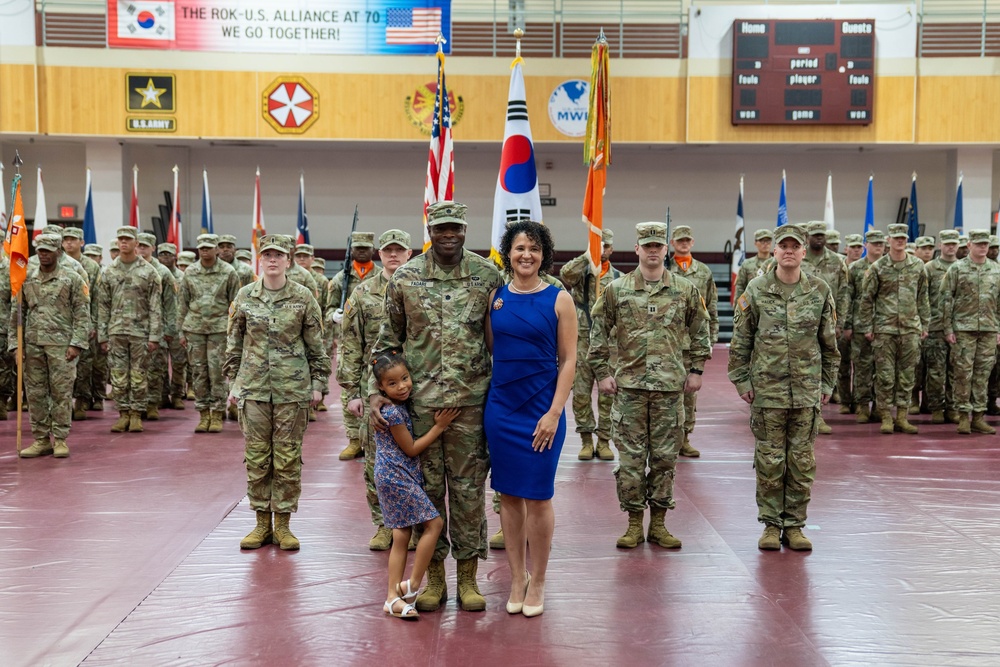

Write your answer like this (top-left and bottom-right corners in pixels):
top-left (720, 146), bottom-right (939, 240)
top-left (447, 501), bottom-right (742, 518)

top-left (485, 283), bottom-right (566, 500)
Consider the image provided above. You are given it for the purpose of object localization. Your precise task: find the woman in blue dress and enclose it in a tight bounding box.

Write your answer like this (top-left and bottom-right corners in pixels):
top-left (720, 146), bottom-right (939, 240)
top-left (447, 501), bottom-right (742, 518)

top-left (485, 220), bottom-right (577, 617)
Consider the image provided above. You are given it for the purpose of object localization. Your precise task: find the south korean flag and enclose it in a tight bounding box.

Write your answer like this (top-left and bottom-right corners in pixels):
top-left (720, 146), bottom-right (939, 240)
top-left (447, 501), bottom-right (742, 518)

top-left (118, 2), bottom-right (175, 41)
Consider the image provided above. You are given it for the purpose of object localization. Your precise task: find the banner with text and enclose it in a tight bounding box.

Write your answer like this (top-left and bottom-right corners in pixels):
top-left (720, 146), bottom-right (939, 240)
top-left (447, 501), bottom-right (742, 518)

top-left (108, 0), bottom-right (451, 54)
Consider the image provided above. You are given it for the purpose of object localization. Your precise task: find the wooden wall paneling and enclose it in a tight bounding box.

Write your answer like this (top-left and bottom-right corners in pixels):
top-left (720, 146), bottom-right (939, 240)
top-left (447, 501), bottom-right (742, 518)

top-left (0, 64), bottom-right (38, 133)
top-left (917, 76), bottom-right (1000, 143)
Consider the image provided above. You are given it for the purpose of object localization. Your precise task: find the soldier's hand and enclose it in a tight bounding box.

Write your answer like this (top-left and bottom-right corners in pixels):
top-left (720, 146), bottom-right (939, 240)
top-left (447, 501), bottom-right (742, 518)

top-left (684, 373), bottom-right (703, 394)
top-left (842, 328), bottom-right (853, 341)
top-left (180, 337), bottom-right (187, 348)
top-left (920, 331), bottom-right (928, 340)
top-left (821, 393), bottom-right (831, 405)
top-left (66, 346), bottom-right (81, 362)
top-left (100, 342), bottom-right (109, 354)
top-left (228, 391), bottom-right (238, 406)
top-left (865, 332), bottom-right (875, 342)
top-left (740, 390), bottom-right (754, 404)
top-left (148, 341), bottom-right (160, 352)
top-left (598, 377), bottom-right (618, 395)
top-left (946, 333), bottom-right (957, 345)
top-left (347, 398), bottom-right (365, 417)
top-left (311, 390), bottom-right (323, 407)
top-left (369, 394), bottom-right (393, 431)
top-left (331, 308), bottom-right (345, 325)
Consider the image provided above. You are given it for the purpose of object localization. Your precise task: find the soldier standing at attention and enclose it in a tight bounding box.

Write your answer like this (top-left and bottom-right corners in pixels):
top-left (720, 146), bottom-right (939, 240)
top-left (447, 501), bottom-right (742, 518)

top-left (293, 244), bottom-right (330, 418)
top-left (844, 230), bottom-right (886, 423)
top-left (12, 235), bottom-right (90, 458)
top-left (369, 202), bottom-right (502, 613)
top-left (559, 228), bottom-right (620, 461)
top-left (158, 243), bottom-right (188, 409)
top-left (218, 234), bottom-right (257, 287)
top-left (177, 251), bottom-right (195, 271)
top-left (910, 236), bottom-right (938, 414)
top-left (226, 234), bottom-right (329, 551)
top-left (1, 251), bottom-right (14, 420)
top-left (941, 229), bottom-right (1000, 434)
top-left (98, 227), bottom-right (162, 434)
top-left (668, 224), bottom-right (718, 458)
top-left (109, 240), bottom-right (119, 261)
top-left (924, 230), bottom-right (961, 423)
top-left (330, 231), bottom-right (378, 459)
top-left (180, 233), bottom-right (241, 434)
top-left (235, 249), bottom-right (252, 266)
top-left (734, 229), bottom-right (774, 298)
top-left (83, 243), bottom-right (108, 410)
top-left (62, 227), bottom-right (101, 421)
top-left (590, 222), bottom-right (710, 550)
top-left (136, 233), bottom-right (177, 422)
top-left (337, 229), bottom-right (413, 551)
top-left (857, 224), bottom-right (930, 435)
top-left (729, 224), bottom-right (838, 551)
top-left (836, 233), bottom-right (865, 414)
top-left (83, 244), bottom-right (103, 264)
top-left (957, 235), bottom-right (970, 259)
top-left (844, 234), bottom-right (864, 265)
top-left (308, 256), bottom-right (332, 414)
top-left (825, 229), bottom-right (841, 255)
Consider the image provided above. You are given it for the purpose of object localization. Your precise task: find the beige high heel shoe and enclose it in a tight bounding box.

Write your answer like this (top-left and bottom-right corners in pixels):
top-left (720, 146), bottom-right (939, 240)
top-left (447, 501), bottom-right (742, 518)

top-left (506, 573), bottom-right (530, 614)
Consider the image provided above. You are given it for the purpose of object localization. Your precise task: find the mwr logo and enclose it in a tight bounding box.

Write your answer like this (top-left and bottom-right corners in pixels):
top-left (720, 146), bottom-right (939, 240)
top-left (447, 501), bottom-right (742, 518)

top-left (262, 77), bottom-right (319, 135)
top-left (548, 80), bottom-right (589, 137)
top-left (404, 82), bottom-right (464, 136)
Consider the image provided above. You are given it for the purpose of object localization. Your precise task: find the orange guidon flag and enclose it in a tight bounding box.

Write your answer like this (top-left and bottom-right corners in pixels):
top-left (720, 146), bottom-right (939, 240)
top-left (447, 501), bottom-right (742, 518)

top-left (4, 176), bottom-right (29, 297)
top-left (582, 33), bottom-right (611, 297)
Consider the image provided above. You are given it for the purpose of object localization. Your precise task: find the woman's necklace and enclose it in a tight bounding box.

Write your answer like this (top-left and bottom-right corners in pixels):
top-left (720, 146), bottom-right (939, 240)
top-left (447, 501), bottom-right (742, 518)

top-left (508, 279), bottom-right (544, 294)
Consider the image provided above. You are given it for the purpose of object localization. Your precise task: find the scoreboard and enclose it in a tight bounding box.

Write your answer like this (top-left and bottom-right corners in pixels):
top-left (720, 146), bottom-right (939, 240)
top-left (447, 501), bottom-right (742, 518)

top-left (731, 19), bottom-right (875, 126)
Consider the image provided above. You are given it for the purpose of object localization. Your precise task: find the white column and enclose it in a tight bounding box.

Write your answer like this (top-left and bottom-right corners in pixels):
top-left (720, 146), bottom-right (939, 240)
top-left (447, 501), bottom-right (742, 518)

top-left (85, 140), bottom-right (124, 247)
top-left (951, 148), bottom-right (995, 232)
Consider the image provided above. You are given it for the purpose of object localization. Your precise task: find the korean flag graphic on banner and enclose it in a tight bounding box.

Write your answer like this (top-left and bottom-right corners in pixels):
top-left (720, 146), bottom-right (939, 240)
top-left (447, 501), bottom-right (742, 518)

top-left (116, 2), bottom-right (175, 41)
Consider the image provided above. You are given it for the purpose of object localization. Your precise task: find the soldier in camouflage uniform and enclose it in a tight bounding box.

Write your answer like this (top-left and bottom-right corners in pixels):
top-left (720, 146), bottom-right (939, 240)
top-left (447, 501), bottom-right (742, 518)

top-left (157, 243), bottom-right (188, 409)
top-left (293, 244), bottom-right (328, 419)
top-left (235, 249), bottom-right (252, 265)
top-left (801, 222), bottom-right (848, 435)
top-left (180, 233), bottom-right (241, 433)
top-left (337, 229), bottom-right (413, 551)
top-left (940, 229), bottom-right (1000, 434)
top-left (589, 221), bottom-right (710, 550)
top-left (668, 224), bottom-right (718, 458)
top-left (14, 235), bottom-right (91, 458)
top-left (0, 252), bottom-right (12, 420)
top-left (825, 229), bottom-right (841, 254)
top-left (330, 231), bottom-right (379, 458)
top-left (109, 239), bottom-right (119, 261)
top-left (844, 234), bottom-right (864, 265)
top-left (137, 233), bottom-right (177, 421)
top-left (910, 236), bottom-right (938, 414)
top-left (218, 234), bottom-right (257, 288)
top-left (83, 243), bottom-right (109, 410)
top-left (986, 236), bottom-right (1000, 414)
top-left (835, 233), bottom-right (865, 413)
top-left (61, 227), bottom-right (101, 420)
top-left (844, 230), bottom-right (886, 423)
top-left (83, 244), bottom-right (103, 263)
top-left (734, 229), bottom-right (774, 298)
top-left (559, 228), bottom-right (620, 461)
top-left (369, 201), bottom-right (502, 613)
top-left (729, 224), bottom-right (838, 551)
top-left (98, 227), bottom-right (163, 433)
top-left (857, 224), bottom-right (930, 435)
top-left (957, 235), bottom-right (970, 259)
top-left (309, 257), bottom-right (333, 412)
top-left (924, 230), bottom-right (961, 423)
top-left (226, 234), bottom-right (330, 551)
top-left (177, 250), bottom-right (196, 271)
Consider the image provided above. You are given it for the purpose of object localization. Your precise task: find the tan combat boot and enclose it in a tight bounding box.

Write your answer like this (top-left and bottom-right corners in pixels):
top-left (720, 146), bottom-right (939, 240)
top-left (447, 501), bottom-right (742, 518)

top-left (272, 513), bottom-right (300, 550)
top-left (856, 404), bottom-right (871, 424)
top-left (338, 438), bottom-right (363, 460)
top-left (111, 411), bottom-right (130, 433)
top-left (817, 417), bottom-right (833, 435)
top-left (128, 411), bottom-right (144, 433)
top-left (240, 511), bottom-right (273, 549)
top-left (578, 432), bottom-right (595, 460)
top-left (145, 403), bottom-right (160, 421)
top-left (678, 434), bottom-right (701, 458)
top-left (415, 559), bottom-right (447, 611)
top-left (894, 413), bottom-right (918, 435)
top-left (72, 398), bottom-right (88, 421)
top-left (880, 412), bottom-right (894, 435)
top-left (208, 410), bottom-right (223, 433)
top-left (316, 402), bottom-right (328, 412)
top-left (758, 525), bottom-right (781, 550)
top-left (647, 508), bottom-right (682, 548)
top-left (945, 409), bottom-right (962, 424)
top-left (19, 438), bottom-right (53, 458)
top-left (369, 526), bottom-right (393, 551)
top-left (308, 408), bottom-right (317, 422)
top-left (171, 395), bottom-right (185, 410)
top-left (489, 527), bottom-right (505, 550)
top-left (185, 388), bottom-right (196, 400)
top-left (227, 403), bottom-right (238, 422)
top-left (194, 410), bottom-right (210, 433)
top-left (91, 398), bottom-right (104, 411)
top-left (52, 439), bottom-right (70, 458)
top-left (456, 558), bottom-right (486, 611)
top-left (971, 412), bottom-right (996, 434)
top-left (957, 413), bottom-right (972, 435)
top-left (616, 511), bottom-right (646, 549)
top-left (987, 400), bottom-right (1000, 416)
top-left (838, 403), bottom-right (854, 415)
top-left (782, 527), bottom-right (813, 551)
top-left (931, 410), bottom-right (945, 424)
top-left (596, 437), bottom-right (615, 461)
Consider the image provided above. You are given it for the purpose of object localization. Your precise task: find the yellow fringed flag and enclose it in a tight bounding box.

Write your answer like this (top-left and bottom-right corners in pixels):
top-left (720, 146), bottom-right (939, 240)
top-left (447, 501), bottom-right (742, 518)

top-left (582, 33), bottom-right (611, 297)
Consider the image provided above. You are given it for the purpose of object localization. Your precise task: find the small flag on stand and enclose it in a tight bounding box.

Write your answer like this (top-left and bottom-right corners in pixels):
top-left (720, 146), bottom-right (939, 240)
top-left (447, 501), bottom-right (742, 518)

top-left (422, 38), bottom-right (454, 252)
top-left (200, 169), bottom-right (213, 235)
top-left (907, 172), bottom-right (919, 242)
top-left (776, 170), bottom-right (788, 227)
top-left (824, 172), bottom-right (835, 230)
top-left (128, 165), bottom-right (140, 228)
top-left (296, 173), bottom-right (310, 245)
top-left (730, 176), bottom-right (745, 305)
top-left (250, 167), bottom-right (266, 275)
top-left (168, 165), bottom-right (182, 248)
top-left (83, 168), bottom-right (97, 245)
top-left (582, 31), bottom-right (611, 292)
top-left (954, 173), bottom-right (964, 232)
top-left (491, 38), bottom-right (542, 266)
top-left (32, 166), bottom-right (49, 238)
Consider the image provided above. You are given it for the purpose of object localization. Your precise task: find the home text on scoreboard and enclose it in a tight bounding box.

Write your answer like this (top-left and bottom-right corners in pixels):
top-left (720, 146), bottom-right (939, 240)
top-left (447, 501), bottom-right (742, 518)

top-left (732, 19), bottom-right (875, 126)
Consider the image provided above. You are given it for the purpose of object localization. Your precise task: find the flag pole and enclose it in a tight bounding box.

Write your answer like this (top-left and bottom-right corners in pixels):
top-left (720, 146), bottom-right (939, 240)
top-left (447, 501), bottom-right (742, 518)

top-left (13, 150), bottom-right (24, 454)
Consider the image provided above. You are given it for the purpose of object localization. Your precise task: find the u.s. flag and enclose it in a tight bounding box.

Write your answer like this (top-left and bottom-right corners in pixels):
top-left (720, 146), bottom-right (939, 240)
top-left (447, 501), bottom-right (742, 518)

top-left (117, 1), bottom-right (175, 41)
top-left (386, 7), bottom-right (442, 45)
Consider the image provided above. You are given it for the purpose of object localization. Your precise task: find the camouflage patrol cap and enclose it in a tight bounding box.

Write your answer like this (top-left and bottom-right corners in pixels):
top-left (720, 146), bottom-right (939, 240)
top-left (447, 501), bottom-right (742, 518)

top-left (258, 234), bottom-right (293, 255)
top-left (426, 201), bottom-right (468, 226)
top-left (312, 257), bottom-right (326, 268)
top-left (887, 224), bottom-right (909, 238)
top-left (774, 224), bottom-right (807, 245)
top-left (83, 243), bottom-right (103, 257)
top-left (137, 232), bottom-right (157, 247)
top-left (844, 234), bottom-right (864, 247)
top-left (915, 236), bottom-right (935, 248)
top-left (905, 243), bottom-right (916, 253)
top-left (35, 234), bottom-right (62, 252)
top-left (294, 243), bottom-right (314, 256)
top-left (235, 249), bottom-right (252, 261)
top-left (938, 229), bottom-right (960, 244)
top-left (350, 232), bottom-right (375, 248)
top-left (636, 222), bottom-right (668, 246)
top-left (177, 251), bottom-right (196, 266)
top-left (197, 233), bottom-right (219, 249)
top-left (671, 224), bottom-right (693, 241)
top-left (805, 221), bottom-right (828, 236)
top-left (968, 229), bottom-right (990, 244)
top-left (62, 227), bottom-right (84, 240)
top-left (753, 228), bottom-right (773, 241)
top-left (157, 242), bottom-right (177, 255)
top-left (45, 224), bottom-right (64, 235)
top-left (990, 235), bottom-right (999, 248)
top-left (218, 234), bottom-right (238, 246)
top-left (959, 234), bottom-right (969, 247)
top-left (379, 229), bottom-right (411, 250)
top-left (826, 229), bottom-right (841, 244)
top-left (602, 228), bottom-right (614, 245)
top-left (865, 230), bottom-right (885, 243)
top-left (116, 226), bottom-right (137, 240)
top-left (110, 239), bottom-right (119, 249)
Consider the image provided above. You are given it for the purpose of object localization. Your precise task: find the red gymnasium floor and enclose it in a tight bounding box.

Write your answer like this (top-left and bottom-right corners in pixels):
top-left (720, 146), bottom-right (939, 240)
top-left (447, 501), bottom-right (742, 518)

top-left (2, 348), bottom-right (1000, 666)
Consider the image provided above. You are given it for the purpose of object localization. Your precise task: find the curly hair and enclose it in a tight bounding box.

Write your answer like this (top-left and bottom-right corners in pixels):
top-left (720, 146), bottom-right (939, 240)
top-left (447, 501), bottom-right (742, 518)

top-left (499, 220), bottom-right (555, 276)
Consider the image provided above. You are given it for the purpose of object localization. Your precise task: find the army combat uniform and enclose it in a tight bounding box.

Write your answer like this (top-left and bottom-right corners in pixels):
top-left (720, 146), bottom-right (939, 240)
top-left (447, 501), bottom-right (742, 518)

top-left (138, 233), bottom-right (177, 422)
top-left (0, 254), bottom-right (12, 420)
top-left (61, 227), bottom-right (102, 421)
top-left (923, 230), bottom-right (960, 422)
top-left (158, 242), bottom-right (189, 409)
top-left (845, 231), bottom-right (884, 422)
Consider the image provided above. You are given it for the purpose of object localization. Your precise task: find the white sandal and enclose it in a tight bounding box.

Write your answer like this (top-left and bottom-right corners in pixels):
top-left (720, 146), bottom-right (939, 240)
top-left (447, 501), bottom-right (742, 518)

top-left (396, 580), bottom-right (419, 602)
top-left (383, 596), bottom-right (419, 620)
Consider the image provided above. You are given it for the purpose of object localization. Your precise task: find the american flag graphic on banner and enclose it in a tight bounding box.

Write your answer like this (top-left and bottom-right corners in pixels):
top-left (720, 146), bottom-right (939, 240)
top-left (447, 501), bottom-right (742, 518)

top-left (386, 7), bottom-right (442, 45)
